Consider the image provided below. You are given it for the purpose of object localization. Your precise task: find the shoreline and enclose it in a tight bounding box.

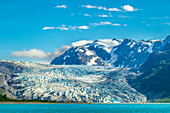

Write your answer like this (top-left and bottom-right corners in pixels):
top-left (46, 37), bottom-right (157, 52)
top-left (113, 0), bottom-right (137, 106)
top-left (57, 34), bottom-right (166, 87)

top-left (0, 102), bottom-right (170, 104)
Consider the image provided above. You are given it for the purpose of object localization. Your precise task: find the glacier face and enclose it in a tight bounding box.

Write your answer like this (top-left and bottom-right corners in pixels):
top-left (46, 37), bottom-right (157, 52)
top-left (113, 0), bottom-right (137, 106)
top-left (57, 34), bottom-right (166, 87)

top-left (0, 61), bottom-right (146, 103)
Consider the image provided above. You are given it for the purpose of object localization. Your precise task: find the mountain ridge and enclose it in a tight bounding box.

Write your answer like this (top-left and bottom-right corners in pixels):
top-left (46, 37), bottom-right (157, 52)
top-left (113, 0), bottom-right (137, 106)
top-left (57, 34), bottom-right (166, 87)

top-left (51, 36), bottom-right (169, 70)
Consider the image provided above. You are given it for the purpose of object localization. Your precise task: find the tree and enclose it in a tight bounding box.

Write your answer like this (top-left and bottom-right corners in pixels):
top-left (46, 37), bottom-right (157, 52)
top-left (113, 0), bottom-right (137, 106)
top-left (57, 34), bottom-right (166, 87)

top-left (3, 94), bottom-right (7, 100)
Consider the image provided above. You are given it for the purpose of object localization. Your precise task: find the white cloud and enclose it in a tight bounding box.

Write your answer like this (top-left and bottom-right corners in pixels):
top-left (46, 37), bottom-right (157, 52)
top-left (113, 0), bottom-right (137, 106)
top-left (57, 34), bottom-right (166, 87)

top-left (11, 49), bottom-right (48, 59)
top-left (43, 26), bottom-right (69, 31)
top-left (98, 15), bottom-right (109, 17)
top-left (48, 45), bottom-right (71, 59)
top-left (56, 26), bottom-right (69, 31)
top-left (108, 8), bottom-right (121, 11)
top-left (84, 14), bottom-right (91, 17)
top-left (11, 45), bottom-right (71, 64)
top-left (81, 4), bottom-right (140, 12)
top-left (72, 40), bottom-right (93, 47)
top-left (81, 5), bottom-right (107, 11)
top-left (121, 5), bottom-right (139, 12)
top-left (43, 25), bottom-right (89, 31)
top-left (55, 5), bottom-right (67, 8)
top-left (81, 5), bottom-right (97, 9)
top-left (112, 24), bottom-right (121, 26)
top-left (78, 26), bottom-right (89, 29)
top-left (43, 27), bottom-right (55, 30)
top-left (97, 6), bottom-right (107, 10)
top-left (91, 21), bottom-right (112, 25)
top-left (91, 21), bottom-right (121, 26)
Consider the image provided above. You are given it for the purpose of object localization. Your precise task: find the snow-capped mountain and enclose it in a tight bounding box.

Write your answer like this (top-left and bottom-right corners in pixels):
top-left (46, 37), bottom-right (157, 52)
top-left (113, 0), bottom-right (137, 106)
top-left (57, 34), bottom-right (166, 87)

top-left (0, 60), bottom-right (146, 103)
top-left (51, 36), bottom-right (170, 69)
top-left (51, 38), bottom-right (122, 66)
top-left (140, 38), bottom-right (170, 72)
top-left (51, 46), bottom-right (108, 66)
top-left (107, 39), bottom-right (164, 68)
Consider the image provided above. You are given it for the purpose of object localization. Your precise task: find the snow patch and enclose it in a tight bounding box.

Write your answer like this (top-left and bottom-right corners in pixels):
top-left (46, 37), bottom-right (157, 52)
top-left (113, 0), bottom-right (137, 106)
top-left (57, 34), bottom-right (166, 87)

top-left (87, 57), bottom-right (98, 66)
top-left (85, 50), bottom-right (95, 56)
top-left (147, 44), bottom-right (153, 53)
top-left (130, 42), bottom-right (136, 48)
top-left (138, 49), bottom-right (141, 53)
top-left (150, 39), bottom-right (160, 42)
top-left (72, 40), bottom-right (93, 47)
top-left (142, 42), bottom-right (152, 46)
top-left (95, 39), bottom-right (121, 47)
top-left (79, 49), bottom-right (84, 52)
top-left (63, 55), bottom-right (70, 60)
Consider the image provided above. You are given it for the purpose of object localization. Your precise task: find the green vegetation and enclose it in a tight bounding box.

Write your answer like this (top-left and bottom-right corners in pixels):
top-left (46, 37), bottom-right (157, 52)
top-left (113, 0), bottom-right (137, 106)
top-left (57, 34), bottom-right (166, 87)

top-left (0, 88), bottom-right (5, 95)
top-left (0, 93), bottom-right (89, 103)
top-left (143, 59), bottom-right (170, 80)
top-left (132, 59), bottom-right (170, 100)
top-left (155, 98), bottom-right (170, 103)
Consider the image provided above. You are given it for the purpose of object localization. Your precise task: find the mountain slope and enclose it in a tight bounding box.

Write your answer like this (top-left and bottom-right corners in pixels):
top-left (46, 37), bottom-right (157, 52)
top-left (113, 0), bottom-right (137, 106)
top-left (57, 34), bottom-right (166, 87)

top-left (131, 59), bottom-right (170, 101)
top-left (107, 39), bottom-right (165, 68)
top-left (51, 37), bottom-right (168, 69)
top-left (125, 36), bottom-right (170, 101)
top-left (51, 46), bottom-right (108, 66)
top-left (51, 39), bottom-right (123, 66)
top-left (140, 42), bottom-right (170, 72)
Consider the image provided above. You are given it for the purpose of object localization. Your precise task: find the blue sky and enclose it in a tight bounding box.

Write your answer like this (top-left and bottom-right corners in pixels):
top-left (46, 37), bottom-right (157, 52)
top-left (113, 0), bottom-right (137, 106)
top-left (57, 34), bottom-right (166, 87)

top-left (0, 0), bottom-right (169, 63)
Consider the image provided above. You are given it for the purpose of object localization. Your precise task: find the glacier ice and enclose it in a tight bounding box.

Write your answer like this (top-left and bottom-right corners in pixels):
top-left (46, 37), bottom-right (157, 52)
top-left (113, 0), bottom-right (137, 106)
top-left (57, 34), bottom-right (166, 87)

top-left (1, 61), bottom-right (146, 103)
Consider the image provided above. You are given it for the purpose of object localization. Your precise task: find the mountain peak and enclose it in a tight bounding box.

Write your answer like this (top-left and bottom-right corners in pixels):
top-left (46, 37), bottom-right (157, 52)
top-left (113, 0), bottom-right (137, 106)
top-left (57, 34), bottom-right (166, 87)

top-left (163, 35), bottom-right (170, 44)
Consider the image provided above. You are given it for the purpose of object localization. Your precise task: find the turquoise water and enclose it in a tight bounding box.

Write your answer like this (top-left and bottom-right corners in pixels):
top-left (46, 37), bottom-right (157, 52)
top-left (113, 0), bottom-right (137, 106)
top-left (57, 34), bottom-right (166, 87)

top-left (0, 104), bottom-right (170, 113)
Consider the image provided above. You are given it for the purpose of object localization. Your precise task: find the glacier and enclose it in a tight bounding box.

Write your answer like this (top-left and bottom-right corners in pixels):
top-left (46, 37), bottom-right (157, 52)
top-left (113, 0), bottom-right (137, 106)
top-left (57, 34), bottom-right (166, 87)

top-left (0, 60), bottom-right (146, 103)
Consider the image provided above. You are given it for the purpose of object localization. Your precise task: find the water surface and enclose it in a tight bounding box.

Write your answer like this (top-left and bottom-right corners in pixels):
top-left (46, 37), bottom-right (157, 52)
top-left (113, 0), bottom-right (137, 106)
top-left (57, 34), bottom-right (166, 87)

top-left (0, 104), bottom-right (170, 113)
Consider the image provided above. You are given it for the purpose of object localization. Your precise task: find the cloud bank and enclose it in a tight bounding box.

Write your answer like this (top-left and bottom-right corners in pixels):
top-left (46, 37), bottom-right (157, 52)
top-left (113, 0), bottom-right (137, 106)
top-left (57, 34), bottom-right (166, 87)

top-left (11, 45), bottom-right (71, 64)
top-left (11, 49), bottom-right (49, 59)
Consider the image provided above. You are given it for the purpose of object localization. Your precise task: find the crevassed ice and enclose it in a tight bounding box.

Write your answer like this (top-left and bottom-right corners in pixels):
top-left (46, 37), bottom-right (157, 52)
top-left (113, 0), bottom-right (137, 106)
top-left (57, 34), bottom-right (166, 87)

top-left (7, 61), bottom-right (146, 103)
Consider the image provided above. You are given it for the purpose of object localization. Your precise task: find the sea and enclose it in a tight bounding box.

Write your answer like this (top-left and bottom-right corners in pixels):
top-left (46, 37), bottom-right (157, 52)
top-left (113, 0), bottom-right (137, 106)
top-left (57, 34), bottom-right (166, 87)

top-left (0, 104), bottom-right (170, 113)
